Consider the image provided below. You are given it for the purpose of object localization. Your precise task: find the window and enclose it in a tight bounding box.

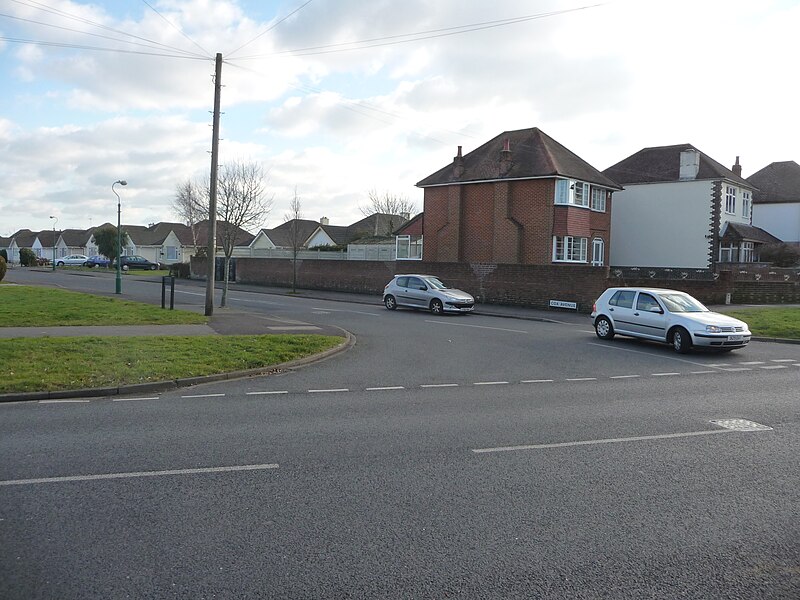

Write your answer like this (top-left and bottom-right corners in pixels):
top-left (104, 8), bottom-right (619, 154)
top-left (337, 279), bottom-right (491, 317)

top-left (555, 179), bottom-right (589, 207)
top-left (395, 276), bottom-right (409, 288)
top-left (553, 236), bottom-right (588, 262)
top-left (396, 235), bottom-right (423, 260)
top-left (609, 290), bottom-right (635, 309)
top-left (166, 246), bottom-right (178, 260)
top-left (591, 238), bottom-right (604, 266)
top-left (591, 188), bottom-right (606, 212)
top-left (725, 186), bottom-right (737, 214)
top-left (719, 243), bottom-right (736, 262)
top-left (636, 293), bottom-right (661, 312)
top-left (742, 191), bottom-right (752, 219)
top-left (740, 241), bottom-right (754, 262)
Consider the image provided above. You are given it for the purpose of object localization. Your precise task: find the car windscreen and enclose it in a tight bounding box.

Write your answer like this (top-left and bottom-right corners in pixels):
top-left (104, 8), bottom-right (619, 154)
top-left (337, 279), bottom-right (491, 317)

top-left (425, 277), bottom-right (449, 290)
top-left (657, 293), bottom-right (708, 313)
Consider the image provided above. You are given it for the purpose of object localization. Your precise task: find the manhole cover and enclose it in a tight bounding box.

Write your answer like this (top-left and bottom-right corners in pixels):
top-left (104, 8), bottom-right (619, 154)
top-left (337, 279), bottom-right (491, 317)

top-left (710, 419), bottom-right (773, 431)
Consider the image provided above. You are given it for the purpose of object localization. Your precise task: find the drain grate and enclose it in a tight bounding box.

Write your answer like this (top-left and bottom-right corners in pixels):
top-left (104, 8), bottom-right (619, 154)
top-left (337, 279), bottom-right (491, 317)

top-left (710, 419), bottom-right (773, 432)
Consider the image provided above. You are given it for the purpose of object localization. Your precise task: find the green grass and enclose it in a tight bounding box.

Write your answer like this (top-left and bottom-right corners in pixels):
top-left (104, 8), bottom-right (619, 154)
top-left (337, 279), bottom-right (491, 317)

top-left (0, 335), bottom-right (342, 393)
top-left (0, 285), bottom-right (207, 326)
top-left (718, 307), bottom-right (800, 339)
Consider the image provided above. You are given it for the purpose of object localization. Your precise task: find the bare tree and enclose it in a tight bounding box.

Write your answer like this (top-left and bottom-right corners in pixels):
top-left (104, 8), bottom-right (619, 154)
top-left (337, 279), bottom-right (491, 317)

top-left (284, 188), bottom-right (303, 293)
top-left (172, 179), bottom-right (206, 249)
top-left (216, 160), bottom-right (273, 307)
top-left (359, 189), bottom-right (416, 235)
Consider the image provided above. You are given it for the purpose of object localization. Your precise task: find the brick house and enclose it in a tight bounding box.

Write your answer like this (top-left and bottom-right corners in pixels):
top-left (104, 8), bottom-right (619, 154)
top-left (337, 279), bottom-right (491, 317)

top-left (416, 127), bottom-right (621, 266)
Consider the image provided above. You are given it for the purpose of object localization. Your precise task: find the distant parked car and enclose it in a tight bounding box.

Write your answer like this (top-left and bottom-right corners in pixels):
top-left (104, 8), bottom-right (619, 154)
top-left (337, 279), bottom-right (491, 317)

top-left (84, 255), bottom-right (111, 268)
top-left (383, 274), bottom-right (475, 314)
top-left (55, 254), bottom-right (88, 267)
top-left (113, 255), bottom-right (161, 271)
top-left (591, 287), bottom-right (751, 353)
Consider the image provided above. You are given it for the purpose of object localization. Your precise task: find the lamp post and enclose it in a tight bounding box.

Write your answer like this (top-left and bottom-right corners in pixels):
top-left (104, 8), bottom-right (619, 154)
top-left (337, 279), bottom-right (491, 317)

top-left (49, 216), bottom-right (58, 271)
top-left (112, 180), bottom-right (127, 294)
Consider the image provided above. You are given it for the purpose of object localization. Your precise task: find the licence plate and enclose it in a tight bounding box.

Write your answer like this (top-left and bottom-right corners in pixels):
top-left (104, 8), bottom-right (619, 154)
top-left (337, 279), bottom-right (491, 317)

top-left (727, 335), bottom-right (743, 342)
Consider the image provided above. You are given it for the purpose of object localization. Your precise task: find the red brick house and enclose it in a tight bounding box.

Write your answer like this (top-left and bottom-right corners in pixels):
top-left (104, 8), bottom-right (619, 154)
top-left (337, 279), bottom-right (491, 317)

top-left (416, 127), bottom-right (622, 265)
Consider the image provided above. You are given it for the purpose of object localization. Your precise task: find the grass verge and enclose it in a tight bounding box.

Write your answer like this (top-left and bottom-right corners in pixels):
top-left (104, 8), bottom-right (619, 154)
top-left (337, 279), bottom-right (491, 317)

top-left (0, 335), bottom-right (342, 393)
top-left (718, 307), bottom-right (800, 339)
top-left (0, 285), bottom-right (207, 326)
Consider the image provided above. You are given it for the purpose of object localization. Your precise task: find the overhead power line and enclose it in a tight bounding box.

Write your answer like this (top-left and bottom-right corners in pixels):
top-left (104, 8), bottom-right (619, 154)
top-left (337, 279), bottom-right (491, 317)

top-left (139, 0), bottom-right (212, 58)
top-left (226, 0), bottom-right (315, 59)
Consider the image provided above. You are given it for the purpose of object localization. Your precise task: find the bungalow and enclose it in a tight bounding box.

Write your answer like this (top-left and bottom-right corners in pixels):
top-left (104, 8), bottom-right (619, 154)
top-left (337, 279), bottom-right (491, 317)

top-left (748, 160), bottom-right (800, 246)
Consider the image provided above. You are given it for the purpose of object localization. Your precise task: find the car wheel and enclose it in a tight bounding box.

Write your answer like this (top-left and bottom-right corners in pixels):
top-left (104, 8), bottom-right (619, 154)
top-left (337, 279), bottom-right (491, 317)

top-left (594, 316), bottom-right (615, 340)
top-left (122, 265), bottom-right (129, 271)
top-left (56, 261), bottom-right (64, 266)
top-left (671, 327), bottom-right (692, 354)
top-left (150, 265), bottom-right (157, 270)
top-left (430, 299), bottom-right (444, 314)
top-left (384, 295), bottom-right (397, 310)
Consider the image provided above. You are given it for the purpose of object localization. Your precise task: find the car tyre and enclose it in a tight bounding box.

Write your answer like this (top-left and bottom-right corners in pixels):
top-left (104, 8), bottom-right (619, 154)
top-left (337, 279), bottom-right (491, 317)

top-left (594, 316), bottom-right (615, 340)
top-left (122, 264), bottom-right (129, 271)
top-left (149, 264), bottom-right (157, 270)
top-left (671, 327), bottom-right (692, 354)
top-left (56, 261), bottom-right (64, 267)
top-left (430, 299), bottom-right (443, 314)
top-left (384, 295), bottom-right (397, 310)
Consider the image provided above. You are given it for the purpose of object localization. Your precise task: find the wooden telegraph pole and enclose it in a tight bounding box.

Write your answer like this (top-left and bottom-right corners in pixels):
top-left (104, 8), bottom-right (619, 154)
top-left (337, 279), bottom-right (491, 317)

top-left (205, 52), bottom-right (222, 316)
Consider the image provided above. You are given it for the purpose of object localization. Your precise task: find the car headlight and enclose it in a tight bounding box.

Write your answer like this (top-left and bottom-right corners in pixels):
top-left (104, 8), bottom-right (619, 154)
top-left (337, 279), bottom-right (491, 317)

top-left (705, 325), bottom-right (722, 333)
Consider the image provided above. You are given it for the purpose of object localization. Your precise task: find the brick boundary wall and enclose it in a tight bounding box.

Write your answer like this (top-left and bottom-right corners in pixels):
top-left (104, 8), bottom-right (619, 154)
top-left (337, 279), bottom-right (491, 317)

top-left (191, 257), bottom-right (800, 312)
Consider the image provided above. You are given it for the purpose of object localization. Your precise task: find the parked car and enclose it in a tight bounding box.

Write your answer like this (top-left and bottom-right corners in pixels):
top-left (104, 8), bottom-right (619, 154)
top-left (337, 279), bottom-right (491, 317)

top-left (383, 274), bottom-right (475, 314)
top-left (591, 287), bottom-right (751, 353)
top-left (55, 254), bottom-right (88, 266)
top-left (113, 255), bottom-right (161, 271)
top-left (84, 255), bottom-right (111, 268)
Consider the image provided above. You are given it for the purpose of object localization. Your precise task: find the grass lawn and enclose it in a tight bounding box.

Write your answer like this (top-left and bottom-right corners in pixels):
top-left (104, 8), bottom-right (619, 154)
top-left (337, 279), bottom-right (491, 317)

top-left (0, 335), bottom-right (341, 393)
top-left (0, 285), bottom-right (207, 326)
top-left (718, 307), bottom-right (800, 339)
top-left (0, 285), bottom-right (343, 393)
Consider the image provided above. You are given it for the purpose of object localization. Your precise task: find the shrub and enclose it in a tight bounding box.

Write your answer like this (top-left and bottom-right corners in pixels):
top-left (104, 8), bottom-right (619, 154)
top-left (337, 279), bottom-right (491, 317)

top-left (0, 249), bottom-right (7, 261)
top-left (0, 256), bottom-right (6, 282)
top-left (169, 262), bottom-right (190, 278)
top-left (759, 243), bottom-right (800, 267)
top-left (19, 248), bottom-right (38, 267)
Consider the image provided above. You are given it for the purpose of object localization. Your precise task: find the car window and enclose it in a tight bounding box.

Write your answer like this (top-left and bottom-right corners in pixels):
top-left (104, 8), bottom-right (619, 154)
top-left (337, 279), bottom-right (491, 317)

top-left (658, 293), bottom-right (707, 313)
top-left (636, 293), bottom-right (661, 312)
top-left (426, 277), bottom-right (449, 290)
top-left (395, 277), bottom-right (408, 288)
top-left (407, 277), bottom-right (426, 291)
top-left (609, 290), bottom-right (635, 309)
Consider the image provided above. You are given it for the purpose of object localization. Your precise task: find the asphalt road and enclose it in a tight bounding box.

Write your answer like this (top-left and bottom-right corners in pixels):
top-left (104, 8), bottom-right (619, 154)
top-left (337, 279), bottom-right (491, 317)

top-left (1, 269), bottom-right (798, 598)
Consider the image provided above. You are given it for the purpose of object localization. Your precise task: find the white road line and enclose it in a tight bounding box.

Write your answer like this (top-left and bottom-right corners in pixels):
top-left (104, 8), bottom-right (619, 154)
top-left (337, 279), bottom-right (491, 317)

top-left (652, 372), bottom-right (680, 376)
top-left (181, 393), bottom-right (226, 398)
top-left (690, 370), bottom-right (716, 374)
top-left (721, 368), bottom-right (752, 372)
top-left (587, 342), bottom-right (717, 368)
top-left (473, 430), bottom-right (740, 453)
top-left (707, 363), bottom-right (731, 367)
top-left (312, 308), bottom-right (380, 317)
top-left (420, 383), bottom-right (459, 388)
top-left (267, 326), bottom-right (321, 331)
top-left (0, 463), bottom-right (279, 487)
top-left (366, 386), bottom-right (405, 391)
top-left (610, 375), bottom-right (640, 379)
top-left (474, 381), bottom-right (509, 386)
top-left (566, 377), bottom-right (597, 382)
top-left (308, 388), bottom-right (349, 393)
top-left (425, 320), bottom-right (529, 334)
top-left (771, 359), bottom-right (796, 363)
top-left (740, 361), bottom-right (766, 365)
top-left (246, 390), bottom-right (288, 395)
top-left (39, 399), bottom-right (90, 404)
top-left (521, 379), bottom-right (554, 383)
top-left (113, 397), bottom-right (159, 402)
top-left (760, 365), bottom-right (788, 370)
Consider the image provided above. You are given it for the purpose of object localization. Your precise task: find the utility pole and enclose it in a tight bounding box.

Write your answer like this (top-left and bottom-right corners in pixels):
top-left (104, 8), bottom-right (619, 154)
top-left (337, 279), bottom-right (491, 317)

top-left (205, 52), bottom-right (222, 317)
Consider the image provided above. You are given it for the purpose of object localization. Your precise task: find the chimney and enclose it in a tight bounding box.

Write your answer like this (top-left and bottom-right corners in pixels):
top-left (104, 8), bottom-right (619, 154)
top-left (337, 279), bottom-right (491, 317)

top-left (453, 146), bottom-right (464, 178)
top-left (320, 216), bottom-right (329, 226)
top-left (679, 148), bottom-right (700, 180)
top-left (732, 156), bottom-right (742, 177)
top-left (499, 138), bottom-right (512, 176)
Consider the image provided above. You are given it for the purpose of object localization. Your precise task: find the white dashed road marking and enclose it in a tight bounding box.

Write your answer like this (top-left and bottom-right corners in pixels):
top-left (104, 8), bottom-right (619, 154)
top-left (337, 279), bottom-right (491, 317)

top-left (0, 463), bottom-right (280, 487)
top-left (420, 383), bottom-right (459, 388)
top-left (652, 372), bottom-right (680, 376)
top-left (366, 386), bottom-right (405, 391)
top-left (39, 399), bottom-right (90, 404)
top-left (566, 377), bottom-right (597, 382)
top-left (761, 365), bottom-right (787, 370)
top-left (113, 397), bottom-right (158, 402)
top-left (181, 393), bottom-right (225, 398)
top-left (308, 388), bottom-right (349, 393)
top-left (474, 381), bottom-right (509, 386)
top-left (610, 375), bottom-right (641, 379)
top-left (771, 359), bottom-right (796, 363)
top-left (246, 390), bottom-right (288, 395)
top-left (521, 379), bottom-right (554, 383)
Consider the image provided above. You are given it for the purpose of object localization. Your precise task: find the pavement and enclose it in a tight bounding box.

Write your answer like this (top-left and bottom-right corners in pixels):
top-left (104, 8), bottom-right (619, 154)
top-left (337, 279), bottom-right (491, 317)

top-left (1, 280), bottom-right (797, 402)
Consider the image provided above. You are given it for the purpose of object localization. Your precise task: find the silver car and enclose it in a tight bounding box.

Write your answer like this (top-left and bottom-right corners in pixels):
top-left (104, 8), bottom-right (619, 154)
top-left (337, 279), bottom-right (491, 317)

top-left (383, 274), bottom-right (475, 314)
top-left (591, 287), bottom-right (751, 353)
top-left (55, 254), bottom-right (88, 266)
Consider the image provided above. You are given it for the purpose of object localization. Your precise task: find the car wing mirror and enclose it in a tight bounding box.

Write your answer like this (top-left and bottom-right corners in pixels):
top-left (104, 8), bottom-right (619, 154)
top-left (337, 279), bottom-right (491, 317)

top-left (649, 306), bottom-right (663, 313)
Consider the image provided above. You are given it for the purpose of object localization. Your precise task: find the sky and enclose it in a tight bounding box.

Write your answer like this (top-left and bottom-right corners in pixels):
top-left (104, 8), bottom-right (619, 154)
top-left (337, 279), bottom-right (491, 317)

top-left (1, 0), bottom-right (798, 237)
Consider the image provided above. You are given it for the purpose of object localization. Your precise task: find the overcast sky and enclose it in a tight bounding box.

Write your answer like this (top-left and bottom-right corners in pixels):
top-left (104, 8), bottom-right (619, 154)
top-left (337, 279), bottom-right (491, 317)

top-left (1, 0), bottom-right (798, 237)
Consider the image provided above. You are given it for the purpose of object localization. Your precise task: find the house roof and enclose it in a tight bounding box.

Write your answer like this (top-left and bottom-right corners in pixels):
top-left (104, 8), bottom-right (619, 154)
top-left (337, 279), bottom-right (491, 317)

top-left (603, 143), bottom-right (752, 187)
top-left (264, 219), bottom-right (326, 247)
top-left (11, 230), bottom-right (37, 247)
top-left (37, 230), bottom-right (59, 246)
top-left (747, 160), bottom-right (800, 204)
top-left (394, 212), bottom-right (423, 235)
top-left (722, 222), bottom-right (782, 244)
top-left (193, 220), bottom-right (255, 247)
top-left (346, 213), bottom-right (408, 239)
top-left (60, 229), bottom-right (91, 246)
top-left (416, 127), bottom-right (622, 190)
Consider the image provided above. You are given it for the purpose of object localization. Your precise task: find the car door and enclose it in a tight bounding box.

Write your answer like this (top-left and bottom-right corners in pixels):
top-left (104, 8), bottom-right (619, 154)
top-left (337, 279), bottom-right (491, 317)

top-left (404, 276), bottom-right (430, 308)
top-left (628, 292), bottom-right (668, 341)
top-left (605, 289), bottom-right (637, 335)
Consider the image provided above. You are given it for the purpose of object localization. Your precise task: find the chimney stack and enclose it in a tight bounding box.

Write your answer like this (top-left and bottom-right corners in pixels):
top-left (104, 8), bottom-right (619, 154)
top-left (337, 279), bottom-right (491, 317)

top-left (320, 216), bottom-right (329, 226)
top-left (499, 138), bottom-right (512, 176)
top-left (732, 156), bottom-right (742, 177)
top-left (453, 146), bottom-right (464, 178)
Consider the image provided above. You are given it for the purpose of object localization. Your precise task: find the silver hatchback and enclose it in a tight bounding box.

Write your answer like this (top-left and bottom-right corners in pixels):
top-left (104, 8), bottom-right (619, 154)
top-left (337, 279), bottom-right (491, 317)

top-left (591, 287), bottom-right (751, 353)
top-left (383, 274), bottom-right (475, 314)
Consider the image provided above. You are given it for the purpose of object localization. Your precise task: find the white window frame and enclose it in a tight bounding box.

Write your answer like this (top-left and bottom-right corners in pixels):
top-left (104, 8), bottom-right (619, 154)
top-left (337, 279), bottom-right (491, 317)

top-left (553, 235), bottom-right (588, 263)
top-left (591, 238), bottom-right (604, 266)
top-left (590, 188), bottom-right (606, 212)
top-left (725, 186), bottom-right (737, 214)
top-left (555, 179), bottom-right (589, 208)
top-left (742, 191), bottom-right (751, 219)
top-left (719, 242), bottom-right (736, 262)
top-left (740, 241), bottom-right (754, 262)
top-left (396, 235), bottom-right (423, 260)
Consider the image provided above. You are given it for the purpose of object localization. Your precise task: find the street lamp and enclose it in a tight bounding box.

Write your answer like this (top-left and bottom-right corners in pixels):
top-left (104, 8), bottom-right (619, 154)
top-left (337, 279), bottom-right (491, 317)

top-left (112, 180), bottom-right (128, 294)
top-left (49, 216), bottom-right (58, 271)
